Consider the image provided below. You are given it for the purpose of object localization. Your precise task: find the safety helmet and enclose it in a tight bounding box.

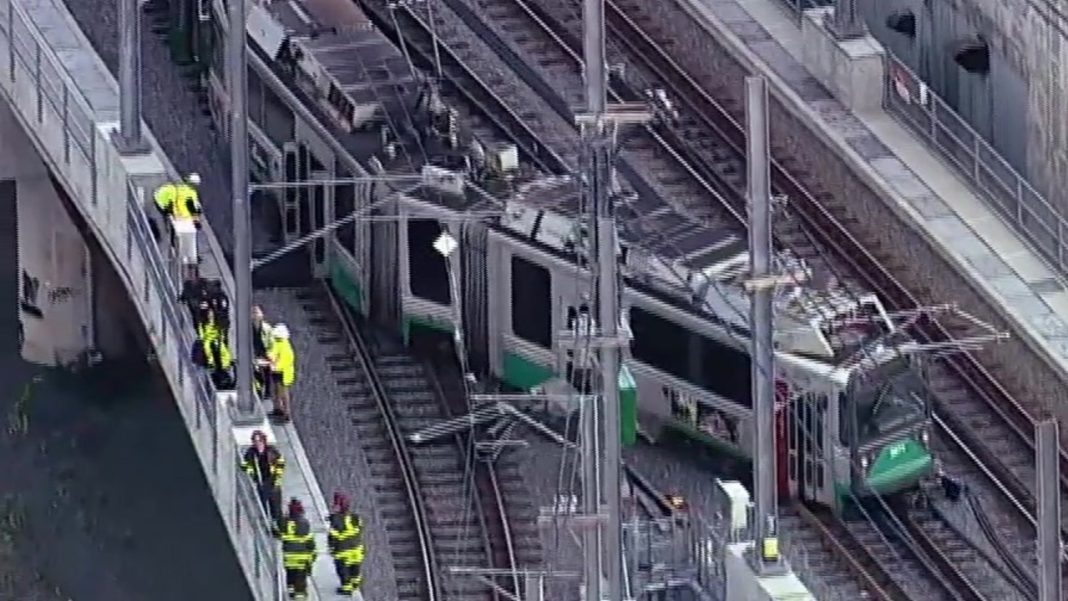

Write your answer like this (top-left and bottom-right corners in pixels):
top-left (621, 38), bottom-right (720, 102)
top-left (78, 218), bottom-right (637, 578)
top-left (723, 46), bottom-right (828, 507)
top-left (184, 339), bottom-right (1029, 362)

top-left (288, 498), bottom-right (304, 517)
top-left (251, 430), bottom-right (267, 444)
top-left (332, 492), bottom-right (349, 513)
top-left (272, 324), bottom-right (290, 340)
top-left (185, 172), bottom-right (202, 185)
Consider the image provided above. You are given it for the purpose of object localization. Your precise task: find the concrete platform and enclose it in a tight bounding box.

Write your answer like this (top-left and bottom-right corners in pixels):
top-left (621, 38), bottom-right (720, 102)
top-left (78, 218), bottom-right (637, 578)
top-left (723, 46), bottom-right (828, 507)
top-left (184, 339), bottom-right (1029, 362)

top-left (670, 0), bottom-right (1068, 399)
top-left (0, 0), bottom-right (351, 597)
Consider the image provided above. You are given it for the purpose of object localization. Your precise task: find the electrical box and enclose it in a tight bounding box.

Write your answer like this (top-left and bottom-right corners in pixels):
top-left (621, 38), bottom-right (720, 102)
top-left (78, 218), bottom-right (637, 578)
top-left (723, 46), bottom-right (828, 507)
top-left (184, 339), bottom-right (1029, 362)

top-left (715, 479), bottom-right (751, 531)
top-left (490, 144), bottom-right (519, 173)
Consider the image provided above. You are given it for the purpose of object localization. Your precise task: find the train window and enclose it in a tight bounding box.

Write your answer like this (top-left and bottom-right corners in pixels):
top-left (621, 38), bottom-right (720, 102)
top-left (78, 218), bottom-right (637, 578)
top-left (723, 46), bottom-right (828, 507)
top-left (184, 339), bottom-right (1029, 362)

top-left (260, 73), bottom-right (296, 146)
top-left (694, 335), bottom-right (752, 408)
top-left (630, 306), bottom-right (690, 382)
top-left (630, 306), bottom-right (753, 407)
top-left (510, 255), bottom-right (551, 348)
top-left (407, 219), bottom-right (451, 305)
top-left (334, 165), bottom-right (356, 252)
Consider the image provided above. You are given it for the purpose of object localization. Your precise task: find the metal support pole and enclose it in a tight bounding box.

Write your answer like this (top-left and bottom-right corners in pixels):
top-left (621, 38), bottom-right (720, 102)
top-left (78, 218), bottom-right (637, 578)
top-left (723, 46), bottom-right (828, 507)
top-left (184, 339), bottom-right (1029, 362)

top-left (745, 76), bottom-right (784, 575)
top-left (1037, 418), bottom-right (1063, 601)
top-left (581, 394), bottom-right (602, 601)
top-left (524, 573), bottom-right (543, 601)
top-left (115, 0), bottom-right (148, 153)
top-left (229, 0), bottom-right (257, 421)
top-left (828, 0), bottom-right (866, 40)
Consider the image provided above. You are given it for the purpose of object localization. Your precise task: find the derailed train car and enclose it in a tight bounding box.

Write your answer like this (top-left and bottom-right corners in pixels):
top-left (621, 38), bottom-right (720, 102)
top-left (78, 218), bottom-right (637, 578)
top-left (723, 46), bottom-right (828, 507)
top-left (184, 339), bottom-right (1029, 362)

top-left (367, 176), bottom-right (934, 513)
top-left (193, 0), bottom-right (932, 513)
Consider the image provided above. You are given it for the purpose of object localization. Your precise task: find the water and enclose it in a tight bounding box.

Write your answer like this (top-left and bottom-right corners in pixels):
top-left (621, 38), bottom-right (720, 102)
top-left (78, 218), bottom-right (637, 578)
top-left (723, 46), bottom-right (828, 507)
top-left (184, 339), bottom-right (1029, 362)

top-left (0, 205), bottom-right (251, 599)
top-left (861, 0), bottom-right (1031, 176)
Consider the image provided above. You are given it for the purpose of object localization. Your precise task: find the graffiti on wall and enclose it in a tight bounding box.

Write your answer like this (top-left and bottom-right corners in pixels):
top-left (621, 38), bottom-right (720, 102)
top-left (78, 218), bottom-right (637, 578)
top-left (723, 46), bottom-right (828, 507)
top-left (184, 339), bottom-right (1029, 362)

top-left (20, 271), bottom-right (81, 318)
top-left (20, 271), bottom-right (42, 319)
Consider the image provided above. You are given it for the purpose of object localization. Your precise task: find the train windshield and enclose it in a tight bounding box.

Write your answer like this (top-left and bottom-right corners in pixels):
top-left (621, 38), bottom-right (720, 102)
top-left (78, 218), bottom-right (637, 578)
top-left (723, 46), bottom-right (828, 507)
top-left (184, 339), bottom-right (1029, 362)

top-left (854, 364), bottom-right (927, 445)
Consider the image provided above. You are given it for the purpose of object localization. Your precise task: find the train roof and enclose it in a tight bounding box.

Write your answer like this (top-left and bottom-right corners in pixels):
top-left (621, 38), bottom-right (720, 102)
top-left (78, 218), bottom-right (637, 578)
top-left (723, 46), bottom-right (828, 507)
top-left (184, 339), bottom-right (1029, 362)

top-left (243, 1), bottom-right (895, 365)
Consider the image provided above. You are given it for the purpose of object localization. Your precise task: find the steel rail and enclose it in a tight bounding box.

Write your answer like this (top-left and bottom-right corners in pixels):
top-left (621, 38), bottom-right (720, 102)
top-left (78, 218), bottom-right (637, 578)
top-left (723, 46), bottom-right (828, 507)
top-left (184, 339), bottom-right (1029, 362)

top-left (603, 0), bottom-right (1068, 581)
top-left (357, 0), bottom-right (572, 176)
top-left (322, 284), bottom-right (443, 601)
top-left (425, 361), bottom-right (521, 601)
top-left (795, 503), bottom-right (898, 600)
top-left (459, 0), bottom-right (942, 595)
top-left (392, 0), bottom-right (931, 594)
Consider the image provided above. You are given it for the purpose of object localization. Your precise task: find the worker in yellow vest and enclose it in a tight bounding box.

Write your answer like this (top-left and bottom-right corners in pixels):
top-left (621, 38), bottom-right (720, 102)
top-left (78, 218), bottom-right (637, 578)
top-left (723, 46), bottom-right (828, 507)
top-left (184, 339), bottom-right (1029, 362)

top-left (154, 173), bottom-right (203, 221)
top-left (267, 324), bottom-right (297, 422)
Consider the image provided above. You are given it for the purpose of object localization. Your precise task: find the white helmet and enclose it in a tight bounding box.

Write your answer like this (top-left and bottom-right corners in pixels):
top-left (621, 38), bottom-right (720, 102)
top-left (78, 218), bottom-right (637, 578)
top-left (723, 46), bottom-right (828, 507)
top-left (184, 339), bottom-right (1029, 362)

top-left (272, 324), bottom-right (290, 340)
top-left (186, 172), bottom-right (202, 185)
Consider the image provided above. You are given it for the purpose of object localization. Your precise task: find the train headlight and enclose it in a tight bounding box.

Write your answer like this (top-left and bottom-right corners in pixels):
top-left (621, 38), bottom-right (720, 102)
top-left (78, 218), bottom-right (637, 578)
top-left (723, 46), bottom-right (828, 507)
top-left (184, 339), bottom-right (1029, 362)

top-left (859, 455), bottom-right (870, 471)
top-left (920, 428), bottom-right (931, 447)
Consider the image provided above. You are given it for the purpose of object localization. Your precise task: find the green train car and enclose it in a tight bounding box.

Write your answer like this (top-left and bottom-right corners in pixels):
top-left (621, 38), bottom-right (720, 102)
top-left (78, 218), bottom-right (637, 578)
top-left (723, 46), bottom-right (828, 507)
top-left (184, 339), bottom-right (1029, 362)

top-left (629, 287), bottom-right (936, 513)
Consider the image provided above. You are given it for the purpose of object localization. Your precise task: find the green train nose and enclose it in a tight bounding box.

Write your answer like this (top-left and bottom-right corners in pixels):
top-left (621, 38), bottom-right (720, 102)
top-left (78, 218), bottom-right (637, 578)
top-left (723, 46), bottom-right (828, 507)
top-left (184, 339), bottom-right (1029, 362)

top-left (865, 438), bottom-right (934, 495)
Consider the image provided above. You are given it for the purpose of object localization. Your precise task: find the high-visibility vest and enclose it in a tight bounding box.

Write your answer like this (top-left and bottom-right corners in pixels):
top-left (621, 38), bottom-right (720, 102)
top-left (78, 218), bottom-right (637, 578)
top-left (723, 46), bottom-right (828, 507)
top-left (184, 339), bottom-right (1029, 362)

top-left (269, 338), bottom-right (296, 386)
top-left (153, 182), bottom-right (201, 219)
top-left (280, 518), bottom-right (315, 568)
top-left (198, 321), bottom-right (232, 370)
top-left (328, 512), bottom-right (363, 563)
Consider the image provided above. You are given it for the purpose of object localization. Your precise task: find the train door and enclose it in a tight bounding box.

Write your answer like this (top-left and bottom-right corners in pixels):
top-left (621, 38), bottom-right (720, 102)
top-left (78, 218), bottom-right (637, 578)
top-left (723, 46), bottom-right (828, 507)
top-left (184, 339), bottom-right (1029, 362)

top-left (788, 392), bottom-right (828, 503)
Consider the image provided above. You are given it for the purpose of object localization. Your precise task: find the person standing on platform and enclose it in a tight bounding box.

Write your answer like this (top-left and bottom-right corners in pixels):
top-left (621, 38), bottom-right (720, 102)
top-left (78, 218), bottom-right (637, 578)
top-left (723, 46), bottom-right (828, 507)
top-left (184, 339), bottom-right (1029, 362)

top-left (153, 173), bottom-right (203, 223)
top-left (327, 492), bottom-right (364, 596)
top-left (241, 430), bottom-right (285, 531)
top-left (281, 498), bottom-right (316, 600)
top-left (267, 324), bottom-right (297, 422)
top-left (195, 310), bottom-right (233, 389)
top-left (252, 305), bottom-right (274, 398)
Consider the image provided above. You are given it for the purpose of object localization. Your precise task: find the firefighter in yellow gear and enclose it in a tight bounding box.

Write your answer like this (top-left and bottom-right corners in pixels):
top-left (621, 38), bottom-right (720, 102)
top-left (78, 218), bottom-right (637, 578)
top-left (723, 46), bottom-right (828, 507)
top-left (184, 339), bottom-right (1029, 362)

top-left (154, 173), bottom-right (203, 220)
top-left (240, 430), bottom-right (285, 529)
top-left (196, 314), bottom-right (233, 389)
top-left (281, 498), bottom-right (316, 599)
top-left (327, 492), bottom-right (364, 595)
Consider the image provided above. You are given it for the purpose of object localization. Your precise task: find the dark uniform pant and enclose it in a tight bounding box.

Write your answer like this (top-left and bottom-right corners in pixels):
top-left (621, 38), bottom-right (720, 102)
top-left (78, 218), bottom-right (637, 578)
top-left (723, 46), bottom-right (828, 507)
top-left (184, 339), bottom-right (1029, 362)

top-left (285, 567), bottom-right (309, 597)
top-left (258, 482), bottom-right (283, 528)
top-left (334, 559), bottom-right (362, 591)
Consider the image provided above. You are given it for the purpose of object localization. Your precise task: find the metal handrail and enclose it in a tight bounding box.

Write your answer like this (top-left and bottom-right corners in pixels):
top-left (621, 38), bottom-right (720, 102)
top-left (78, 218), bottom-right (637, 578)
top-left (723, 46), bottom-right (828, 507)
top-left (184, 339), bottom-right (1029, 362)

top-left (883, 51), bottom-right (1068, 275)
top-left (0, 1), bottom-right (284, 597)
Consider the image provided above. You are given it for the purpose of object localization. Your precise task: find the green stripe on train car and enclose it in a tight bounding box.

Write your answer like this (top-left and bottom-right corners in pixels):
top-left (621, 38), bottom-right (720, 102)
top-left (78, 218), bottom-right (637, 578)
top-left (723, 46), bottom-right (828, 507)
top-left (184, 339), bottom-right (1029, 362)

top-left (329, 262), bottom-right (363, 315)
top-left (500, 354), bottom-right (636, 445)
top-left (501, 353), bottom-right (554, 391)
top-left (865, 438), bottom-right (933, 495)
top-left (402, 315), bottom-right (454, 345)
top-left (619, 365), bottom-right (637, 446)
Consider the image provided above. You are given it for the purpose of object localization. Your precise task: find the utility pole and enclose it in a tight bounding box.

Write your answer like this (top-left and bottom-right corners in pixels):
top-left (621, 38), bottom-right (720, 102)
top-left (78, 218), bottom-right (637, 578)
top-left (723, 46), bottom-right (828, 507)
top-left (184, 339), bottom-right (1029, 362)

top-left (576, 2), bottom-right (649, 599)
top-left (115, 0), bottom-right (148, 153)
top-left (1036, 418), bottom-right (1063, 601)
top-left (229, 0), bottom-right (257, 421)
top-left (744, 76), bottom-right (784, 575)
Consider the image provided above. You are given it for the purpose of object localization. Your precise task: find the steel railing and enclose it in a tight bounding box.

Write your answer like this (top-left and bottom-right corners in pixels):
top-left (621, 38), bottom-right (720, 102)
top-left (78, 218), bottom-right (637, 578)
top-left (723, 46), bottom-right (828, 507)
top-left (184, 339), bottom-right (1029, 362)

top-left (884, 51), bottom-right (1068, 275)
top-left (0, 0), bottom-right (285, 598)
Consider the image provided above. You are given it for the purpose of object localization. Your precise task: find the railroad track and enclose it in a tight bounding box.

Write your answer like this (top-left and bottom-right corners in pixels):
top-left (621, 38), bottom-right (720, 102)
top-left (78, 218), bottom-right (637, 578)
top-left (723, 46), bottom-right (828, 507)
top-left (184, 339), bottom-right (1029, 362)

top-left (408, 0), bottom-right (1060, 596)
top-left (422, 344), bottom-right (545, 598)
top-left (348, 0), bottom-right (1059, 595)
top-left (593, 0), bottom-right (1068, 590)
top-left (358, 0), bottom-right (575, 175)
top-left (296, 286), bottom-right (441, 600)
top-left (302, 284), bottom-right (518, 601)
top-left (377, 0), bottom-right (947, 596)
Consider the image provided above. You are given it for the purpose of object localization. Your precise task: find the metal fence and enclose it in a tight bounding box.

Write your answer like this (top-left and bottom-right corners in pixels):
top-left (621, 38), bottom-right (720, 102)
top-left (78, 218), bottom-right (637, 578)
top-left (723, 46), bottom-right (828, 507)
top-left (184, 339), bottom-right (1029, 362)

top-left (883, 52), bottom-right (1068, 274)
top-left (0, 0), bottom-right (284, 598)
